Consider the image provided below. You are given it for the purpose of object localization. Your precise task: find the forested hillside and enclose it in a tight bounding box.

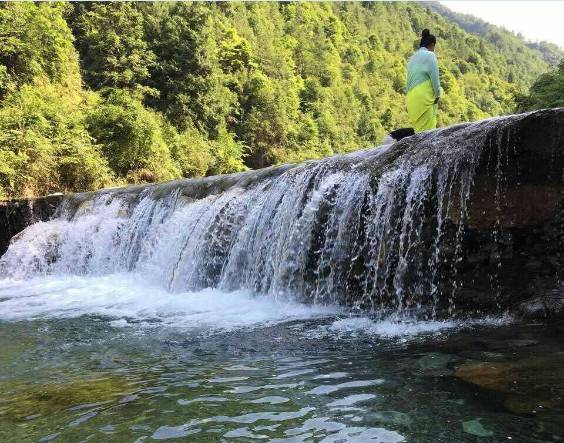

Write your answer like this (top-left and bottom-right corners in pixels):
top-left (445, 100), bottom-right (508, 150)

top-left (422, 2), bottom-right (564, 68)
top-left (0, 2), bottom-right (560, 198)
top-left (516, 60), bottom-right (564, 111)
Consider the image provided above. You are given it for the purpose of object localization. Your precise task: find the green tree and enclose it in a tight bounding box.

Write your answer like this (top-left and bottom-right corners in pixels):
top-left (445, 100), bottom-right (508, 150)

top-left (238, 72), bottom-right (301, 168)
top-left (0, 3), bottom-right (80, 96)
top-left (146, 3), bottom-right (235, 134)
top-left (516, 60), bottom-right (564, 111)
top-left (0, 81), bottom-right (112, 198)
top-left (86, 89), bottom-right (179, 183)
top-left (69, 2), bottom-right (155, 92)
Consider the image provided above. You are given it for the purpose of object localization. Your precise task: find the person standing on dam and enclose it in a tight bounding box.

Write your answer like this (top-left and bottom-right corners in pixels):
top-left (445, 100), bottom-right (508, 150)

top-left (406, 29), bottom-right (442, 132)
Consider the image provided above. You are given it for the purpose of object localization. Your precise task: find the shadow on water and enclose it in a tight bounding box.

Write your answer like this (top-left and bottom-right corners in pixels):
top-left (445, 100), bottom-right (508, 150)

top-left (1, 316), bottom-right (564, 442)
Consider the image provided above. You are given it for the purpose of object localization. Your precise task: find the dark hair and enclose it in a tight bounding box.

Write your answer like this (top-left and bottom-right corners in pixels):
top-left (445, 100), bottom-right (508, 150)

top-left (419, 29), bottom-right (436, 48)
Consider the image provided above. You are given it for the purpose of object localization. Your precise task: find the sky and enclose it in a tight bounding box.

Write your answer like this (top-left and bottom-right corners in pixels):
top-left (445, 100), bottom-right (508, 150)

top-left (441, 1), bottom-right (564, 49)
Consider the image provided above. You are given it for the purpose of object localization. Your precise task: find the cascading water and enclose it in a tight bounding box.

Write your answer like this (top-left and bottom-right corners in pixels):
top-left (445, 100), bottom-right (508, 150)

top-left (0, 116), bottom-right (517, 320)
top-left (2, 108), bottom-right (564, 323)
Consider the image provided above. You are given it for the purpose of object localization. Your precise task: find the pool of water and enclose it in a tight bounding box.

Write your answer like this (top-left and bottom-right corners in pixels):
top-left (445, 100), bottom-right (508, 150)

top-left (1, 276), bottom-right (564, 442)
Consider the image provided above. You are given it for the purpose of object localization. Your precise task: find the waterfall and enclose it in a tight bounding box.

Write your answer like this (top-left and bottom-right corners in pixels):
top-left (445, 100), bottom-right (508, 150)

top-left (2, 111), bottom-right (562, 319)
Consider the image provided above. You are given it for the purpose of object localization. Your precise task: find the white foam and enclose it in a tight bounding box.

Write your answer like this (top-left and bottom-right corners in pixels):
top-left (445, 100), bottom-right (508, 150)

top-left (0, 275), bottom-right (511, 338)
top-left (0, 274), bottom-right (339, 331)
top-left (311, 315), bottom-right (512, 339)
top-left (329, 317), bottom-right (458, 337)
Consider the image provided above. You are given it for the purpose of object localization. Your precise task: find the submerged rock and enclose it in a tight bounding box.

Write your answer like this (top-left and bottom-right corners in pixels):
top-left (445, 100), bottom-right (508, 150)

top-left (454, 355), bottom-right (564, 415)
top-left (462, 418), bottom-right (494, 437)
top-left (372, 411), bottom-right (413, 427)
top-left (454, 361), bottom-right (509, 391)
top-left (0, 376), bottom-right (135, 421)
top-left (417, 352), bottom-right (459, 374)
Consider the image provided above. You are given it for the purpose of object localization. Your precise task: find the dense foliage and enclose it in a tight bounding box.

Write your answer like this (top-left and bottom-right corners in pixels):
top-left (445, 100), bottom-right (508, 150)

top-left (516, 60), bottom-right (564, 111)
top-left (0, 2), bottom-right (560, 198)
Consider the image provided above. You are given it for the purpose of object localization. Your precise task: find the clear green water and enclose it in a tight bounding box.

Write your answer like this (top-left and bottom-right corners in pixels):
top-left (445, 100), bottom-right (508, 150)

top-left (2, 316), bottom-right (564, 442)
